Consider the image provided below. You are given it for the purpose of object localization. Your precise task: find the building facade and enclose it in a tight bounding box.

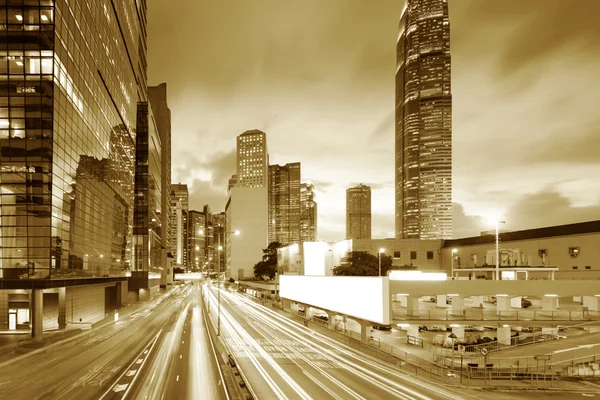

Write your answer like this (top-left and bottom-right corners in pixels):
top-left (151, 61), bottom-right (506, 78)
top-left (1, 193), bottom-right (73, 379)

top-left (187, 210), bottom-right (206, 272)
top-left (395, 0), bottom-right (452, 240)
top-left (268, 162), bottom-right (301, 245)
top-left (236, 130), bottom-right (268, 187)
top-left (300, 182), bottom-right (317, 242)
top-left (346, 184), bottom-right (372, 240)
top-left (131, 102), bottom-right (162, 293)
top-left (170, 183), bottom-right (189, 268)
top-left (0, 1), bottom-right (147, 334)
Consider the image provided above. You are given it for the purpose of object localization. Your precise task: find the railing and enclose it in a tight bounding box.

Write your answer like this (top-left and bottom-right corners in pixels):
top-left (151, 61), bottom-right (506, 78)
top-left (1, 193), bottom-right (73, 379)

top-left (394, 308), bottom-right (600, 321)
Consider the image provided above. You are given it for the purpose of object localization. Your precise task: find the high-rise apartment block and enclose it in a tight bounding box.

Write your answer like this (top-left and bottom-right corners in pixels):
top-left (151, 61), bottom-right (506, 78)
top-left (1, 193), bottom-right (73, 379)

top-left (346, 184), bottom-right (372, 240)
top-left (171, 183), bottom-right (189, 268)
top-left (268, 163), bottom-right (301, 245)
top-left (300, 182), bottom-right (317, 242)
top-left (236, 130), bottom-right (268, 187)
top-left (395, 0), bottom-right (452, 240)
top-left (0, 1), bottom-right (150, 335)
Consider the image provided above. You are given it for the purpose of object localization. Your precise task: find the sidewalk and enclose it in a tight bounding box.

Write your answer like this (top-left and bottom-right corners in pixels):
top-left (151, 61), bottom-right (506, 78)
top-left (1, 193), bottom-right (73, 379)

top-left (0, 288), bottom-right (172, 366)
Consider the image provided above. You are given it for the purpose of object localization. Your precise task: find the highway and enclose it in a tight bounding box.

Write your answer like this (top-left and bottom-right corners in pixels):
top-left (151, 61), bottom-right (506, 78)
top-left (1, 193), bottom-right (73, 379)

top-left (0, 283), bottom-right (227, 400)
top-left (206, 284), bottom-right (481, 400)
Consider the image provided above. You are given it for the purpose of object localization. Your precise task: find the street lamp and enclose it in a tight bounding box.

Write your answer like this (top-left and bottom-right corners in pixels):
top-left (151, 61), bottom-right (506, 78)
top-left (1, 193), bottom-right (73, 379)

top-left (489, 217), bottom-right (506, 280)
top-left (378, 248), bottom-right (385, 277)
top-left (451, 249), bottom-right (458, 280)
top-left (217, 229), bottom-right (240, 336)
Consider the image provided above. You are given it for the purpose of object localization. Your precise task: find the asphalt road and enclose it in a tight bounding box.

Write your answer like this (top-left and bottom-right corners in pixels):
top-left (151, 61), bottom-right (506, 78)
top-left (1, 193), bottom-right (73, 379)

top-left (0, 283), bottom-right (227, 400)
top-left (206, 285), bottom-right (486, 400)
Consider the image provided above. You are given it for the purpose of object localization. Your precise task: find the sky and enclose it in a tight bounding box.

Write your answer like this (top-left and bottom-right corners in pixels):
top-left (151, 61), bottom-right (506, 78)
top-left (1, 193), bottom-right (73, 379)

top-left (147, 0), bottom-right (600, 241)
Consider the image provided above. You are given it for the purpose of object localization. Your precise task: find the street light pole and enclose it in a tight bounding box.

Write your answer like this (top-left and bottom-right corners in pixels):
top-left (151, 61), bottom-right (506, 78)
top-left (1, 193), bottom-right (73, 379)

top-left (217, 229), bottom-right (240, 336)
top-left (451, 248), bottom-right (457, 280)
top-left (494, 219), bottom-right (505, 281)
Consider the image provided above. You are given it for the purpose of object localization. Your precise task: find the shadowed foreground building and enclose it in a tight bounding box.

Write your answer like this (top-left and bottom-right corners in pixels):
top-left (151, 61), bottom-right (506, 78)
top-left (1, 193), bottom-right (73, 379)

top-left (0, 1), bottom-right (149, 336)
top-left (395, 0), bottom-right (452, 240)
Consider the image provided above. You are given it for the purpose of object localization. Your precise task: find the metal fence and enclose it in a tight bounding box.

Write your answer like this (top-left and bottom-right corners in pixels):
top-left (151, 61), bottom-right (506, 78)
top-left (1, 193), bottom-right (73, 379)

top-left (394, 308), bottom-right (600, 321)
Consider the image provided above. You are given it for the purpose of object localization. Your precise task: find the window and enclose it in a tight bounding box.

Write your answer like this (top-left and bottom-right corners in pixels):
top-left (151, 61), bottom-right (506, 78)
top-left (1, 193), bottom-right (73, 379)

top-left (569, 247), bottom-right (580, 258)
top-left (572, 266), bottom-right (578, 270)
top-left (393, 251), bottom-right (400, 258)
top-left (538, 249), bottom-right (547, 258)
top-left (410, 251), bottom-right (417, 260)
top-left (585, 266), bottom-right (591, 270)
top-left (427, 251), bottom-right (434, 260)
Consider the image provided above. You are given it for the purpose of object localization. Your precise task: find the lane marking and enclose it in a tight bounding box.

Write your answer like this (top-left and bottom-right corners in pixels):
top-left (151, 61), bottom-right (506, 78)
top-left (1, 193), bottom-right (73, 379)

top-left (113, 383), bottom-right (128, 393)
top-left (125, 370), bottom-right (136, 377)
top-left (180, 354), bottom-right (182, 359)
top-left (176, 375), bottom-right (179, 382)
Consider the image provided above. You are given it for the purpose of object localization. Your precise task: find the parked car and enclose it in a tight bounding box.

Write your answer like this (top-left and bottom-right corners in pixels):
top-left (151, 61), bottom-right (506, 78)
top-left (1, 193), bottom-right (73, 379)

top-left (419, 325), bottom-right (446, 332)
top-left (491, 296), bottom-right (532, 308)
top-left (372, 325), bottom-right (392, 331)
top-left (429, 296), bottom-right (452, 304)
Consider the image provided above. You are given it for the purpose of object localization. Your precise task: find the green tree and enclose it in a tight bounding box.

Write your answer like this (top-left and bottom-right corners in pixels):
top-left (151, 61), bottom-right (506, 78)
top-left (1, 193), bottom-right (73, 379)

top-left (332, 251), bottom-right (393, 276)
top-left (253, 242), bottom-right (286, 280)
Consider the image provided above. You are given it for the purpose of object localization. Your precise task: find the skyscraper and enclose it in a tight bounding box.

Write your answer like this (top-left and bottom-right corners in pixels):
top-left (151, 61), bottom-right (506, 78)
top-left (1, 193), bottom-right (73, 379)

top-left (171, 183), bottom-right (189, 268)
top-left (187, 210), bottom-right (206, 271)
top-left (236, 130), bottom-right (268, 187)
top-left (226, 130), bottom-right (269, 279)
top-left (395, 0), bottom-right (452, 240)
top-left (346, 184), bottom-right (372, 240)
top-left (268, 162), bottom-right (301, 245)
top-left (148, 83), bottom-right (173, 257)
top-left (0, 1), bottom-right (147, 335)
top-left (300, 182), bottom-right (318, 242)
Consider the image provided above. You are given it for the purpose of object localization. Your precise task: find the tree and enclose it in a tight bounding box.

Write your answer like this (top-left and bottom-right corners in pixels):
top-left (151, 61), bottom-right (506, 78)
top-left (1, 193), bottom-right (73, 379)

top-left (253, 260), bottom-right (276, 280)
top-left (332, 251), bottom-right (393, 276)
top-left (253, 242), bottom-right (286, 280)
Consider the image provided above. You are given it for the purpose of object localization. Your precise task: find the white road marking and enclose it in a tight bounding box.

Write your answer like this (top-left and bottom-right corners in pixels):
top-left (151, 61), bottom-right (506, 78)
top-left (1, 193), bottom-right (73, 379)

top-left (176, 375), bottom-right (179, 382)
top-left (0, 381), bottom-right (11, 386)
top-left (126, 370), bottom-right (137, 377)
top-left (180, 354), bottom-right (182, 359)
top-left (135, 358), bottom-right (143, 364)
top-left (113, 383), bottom-right (128, 392)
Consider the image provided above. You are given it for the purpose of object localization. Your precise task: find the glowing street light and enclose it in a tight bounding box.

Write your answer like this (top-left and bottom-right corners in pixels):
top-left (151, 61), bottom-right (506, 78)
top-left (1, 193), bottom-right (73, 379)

top-left (378, 248), bottom-right (385, 277)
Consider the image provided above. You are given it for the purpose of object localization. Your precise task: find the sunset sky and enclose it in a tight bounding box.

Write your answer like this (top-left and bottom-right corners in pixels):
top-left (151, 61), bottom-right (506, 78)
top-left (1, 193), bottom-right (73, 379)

top-left (147, 0), bottom-right (600, 241)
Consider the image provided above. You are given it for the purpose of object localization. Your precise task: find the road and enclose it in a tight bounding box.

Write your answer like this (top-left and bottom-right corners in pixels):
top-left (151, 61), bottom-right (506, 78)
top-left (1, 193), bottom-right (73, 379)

top-left (0, 283), bottom-right (227, 400)
top-left (206, 284), bottom-right (496, 400)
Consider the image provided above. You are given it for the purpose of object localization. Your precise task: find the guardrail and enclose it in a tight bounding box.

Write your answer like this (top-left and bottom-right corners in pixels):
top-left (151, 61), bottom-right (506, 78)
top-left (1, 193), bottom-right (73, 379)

top-left (394, 308), bottom-right (600, 321)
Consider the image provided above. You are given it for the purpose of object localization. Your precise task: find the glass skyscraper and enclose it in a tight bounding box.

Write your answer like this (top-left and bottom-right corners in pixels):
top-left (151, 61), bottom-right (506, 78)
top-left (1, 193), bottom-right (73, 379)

top-left (0, 0), bottom-right (147, 279)
top-left (395, 0), bottom-right (452, 240)
top-left (346, 184), bottom-right (371, 240)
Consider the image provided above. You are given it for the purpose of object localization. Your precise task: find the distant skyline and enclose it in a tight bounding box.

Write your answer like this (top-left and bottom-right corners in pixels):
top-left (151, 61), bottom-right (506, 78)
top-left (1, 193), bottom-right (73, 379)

top-left (148, 0), bottom-right (600, 241)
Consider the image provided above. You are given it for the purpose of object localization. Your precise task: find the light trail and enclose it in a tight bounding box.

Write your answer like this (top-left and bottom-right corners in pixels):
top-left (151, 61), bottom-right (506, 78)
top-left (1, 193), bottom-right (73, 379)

top-left (222, 290), bottom-right (464, 400)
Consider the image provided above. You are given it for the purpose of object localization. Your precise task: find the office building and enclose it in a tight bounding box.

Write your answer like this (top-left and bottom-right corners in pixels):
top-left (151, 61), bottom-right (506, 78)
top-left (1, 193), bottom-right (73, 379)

top-left (0, 1), bottom-right (147, 335)
top-left (188, 210), bottom-right (206, 271)
top-left (236, 130), bottom-right (268, 187)
top-left (148, 83), bottom-right (172, 259)
top-left (170, 183), bottom-right (189, 268)
top-left (226, 130), bottom-right (269, 279)
top-left (346, 184), bottom-right (372, 240)
top-left (212, 211), bottom-right (226, 270)
top-left (395, 0), bottom-right (452, 240)
top-left (268, 162), bottom-right (301, 245)
top-left (300, 182), bottom-right (317, 243)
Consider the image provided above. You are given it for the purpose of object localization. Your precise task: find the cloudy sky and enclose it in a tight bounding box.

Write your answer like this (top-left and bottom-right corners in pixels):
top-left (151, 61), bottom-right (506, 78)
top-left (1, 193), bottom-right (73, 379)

top-left (147, 0), bottom-right (600, 241)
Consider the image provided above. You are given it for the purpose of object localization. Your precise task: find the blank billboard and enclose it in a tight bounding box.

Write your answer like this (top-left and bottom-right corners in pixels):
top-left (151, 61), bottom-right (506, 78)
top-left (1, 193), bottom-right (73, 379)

top-left (279, 276), bottom-right (390, 325)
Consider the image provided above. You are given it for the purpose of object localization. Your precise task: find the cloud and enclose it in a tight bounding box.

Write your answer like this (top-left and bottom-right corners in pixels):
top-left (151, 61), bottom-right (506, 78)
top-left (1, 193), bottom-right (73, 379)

top-left (180, 150), bottom-right (236, 211)
top-left (148, 0), bottom-right (600, 241)
top-left (453, 190), bottom-right (600, 239)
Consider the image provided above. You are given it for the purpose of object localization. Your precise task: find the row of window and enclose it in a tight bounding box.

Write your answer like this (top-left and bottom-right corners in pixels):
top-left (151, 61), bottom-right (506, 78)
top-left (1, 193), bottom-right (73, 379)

top-left (392, 250), bottom-right (435, 260)
top-left (572, 266), bottom-right (592, 270)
